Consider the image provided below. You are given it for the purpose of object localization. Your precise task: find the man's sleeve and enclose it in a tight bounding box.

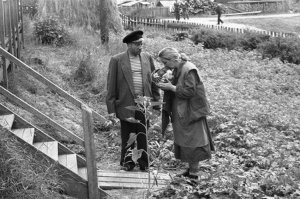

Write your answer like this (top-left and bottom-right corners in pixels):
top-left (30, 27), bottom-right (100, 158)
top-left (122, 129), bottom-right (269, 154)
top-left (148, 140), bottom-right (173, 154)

top-left (106, 57), bottom-right (118, 114)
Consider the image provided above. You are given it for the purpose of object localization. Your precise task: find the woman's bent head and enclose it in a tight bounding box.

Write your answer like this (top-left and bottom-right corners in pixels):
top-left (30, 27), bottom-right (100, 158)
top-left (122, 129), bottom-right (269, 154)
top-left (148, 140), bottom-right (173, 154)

top-left (158, 47), bottom-right (189, 69)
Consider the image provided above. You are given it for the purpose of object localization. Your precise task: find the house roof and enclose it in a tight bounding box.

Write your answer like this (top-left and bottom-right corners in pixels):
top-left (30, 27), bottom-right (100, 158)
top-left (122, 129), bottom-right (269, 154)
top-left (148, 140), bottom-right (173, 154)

top-left (140, 1), bottom-right (150, 5)
top-left (157, 0), bottom-right (176, 7)
top-left (119, 0), bottom-right (147, 6)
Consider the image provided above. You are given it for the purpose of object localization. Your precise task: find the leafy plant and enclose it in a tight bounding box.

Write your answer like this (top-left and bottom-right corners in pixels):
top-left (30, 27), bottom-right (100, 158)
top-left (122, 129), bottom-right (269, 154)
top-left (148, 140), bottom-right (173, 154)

top-left (33, 16), bottom-right (73, 47)
top-left (124, 96), bottom-right (164, 196)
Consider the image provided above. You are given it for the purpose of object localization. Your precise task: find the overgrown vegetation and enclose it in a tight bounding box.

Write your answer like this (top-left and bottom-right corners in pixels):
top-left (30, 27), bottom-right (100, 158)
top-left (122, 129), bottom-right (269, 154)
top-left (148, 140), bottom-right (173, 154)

top-left (33, 16), bottom-right (73, 47)
top-left (2, 6), bottom-right (300, 198)
top-left (0, 128), bottom-right (73, 199)
top-left (190, 27), bottom-right (300, 64)
top-left (22, 0), bottom-right (38, 19)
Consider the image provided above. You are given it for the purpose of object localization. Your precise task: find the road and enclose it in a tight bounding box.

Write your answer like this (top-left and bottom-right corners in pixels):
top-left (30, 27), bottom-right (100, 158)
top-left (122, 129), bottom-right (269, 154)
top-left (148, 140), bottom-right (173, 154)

top-left (164, 13), bottom-right (300, 32)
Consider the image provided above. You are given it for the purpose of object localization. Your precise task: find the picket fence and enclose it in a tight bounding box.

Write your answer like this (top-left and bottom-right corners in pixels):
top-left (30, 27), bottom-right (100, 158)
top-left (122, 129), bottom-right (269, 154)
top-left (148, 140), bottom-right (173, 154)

top-left (0, 0), bottom-right (23, 55)
top-left (121, 14), bottom-right (299, 38)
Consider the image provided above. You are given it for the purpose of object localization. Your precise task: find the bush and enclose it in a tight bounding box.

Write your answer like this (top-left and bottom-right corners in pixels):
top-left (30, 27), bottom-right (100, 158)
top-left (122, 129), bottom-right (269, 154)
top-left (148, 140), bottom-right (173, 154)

top-left (166, 22), bottom-right (196, 30)
top-left (190, 28), bottom-right (300, 64)
top-left (239, 31), bottom-right (271, 50)
top-left (258, 37), bottom-right (300, 64)
top-left (22, 0), bottom-right (38, 19)
top-left (33, 16), bottom-right (73, 47)
top-left (191, 29), bottom-right (238, 50)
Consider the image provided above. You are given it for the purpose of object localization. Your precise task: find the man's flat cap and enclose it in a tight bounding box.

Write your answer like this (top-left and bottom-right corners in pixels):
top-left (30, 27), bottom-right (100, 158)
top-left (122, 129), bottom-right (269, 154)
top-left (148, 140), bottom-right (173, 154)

top-left (123, 30), bottom-right (144, 44)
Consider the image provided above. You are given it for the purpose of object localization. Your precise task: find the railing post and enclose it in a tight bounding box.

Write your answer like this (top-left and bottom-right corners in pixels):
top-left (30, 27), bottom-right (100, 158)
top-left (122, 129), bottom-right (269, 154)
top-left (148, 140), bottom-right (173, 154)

top-left (0, 0), bottom-right (8, 88)
top-left (20, 0), bottom-right (24, 49)
top-left (81, 104), bottom-right (99, 199)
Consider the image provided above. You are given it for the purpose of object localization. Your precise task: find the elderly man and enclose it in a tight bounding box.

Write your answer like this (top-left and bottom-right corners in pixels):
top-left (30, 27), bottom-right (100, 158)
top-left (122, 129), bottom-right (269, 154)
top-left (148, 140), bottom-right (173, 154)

top-left (106, 30), bottom-right (160, 171)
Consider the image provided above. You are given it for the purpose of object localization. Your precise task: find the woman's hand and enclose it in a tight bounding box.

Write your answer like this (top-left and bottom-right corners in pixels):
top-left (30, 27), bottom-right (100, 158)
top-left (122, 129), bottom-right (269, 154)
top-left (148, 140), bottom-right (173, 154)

top-left (152, 72), bottom-right (162, 84)
top-left (157, 81), bottom-right (176, 92)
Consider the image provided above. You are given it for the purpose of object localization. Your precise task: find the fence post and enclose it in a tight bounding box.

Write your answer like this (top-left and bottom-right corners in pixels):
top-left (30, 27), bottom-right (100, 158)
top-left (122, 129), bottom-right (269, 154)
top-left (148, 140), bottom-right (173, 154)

top-left (9, 0), bottom-right (16, 59)
top-left (81, 104), bottom-right (99, 199)
top-left (134, 16), bottom-right (137, 28)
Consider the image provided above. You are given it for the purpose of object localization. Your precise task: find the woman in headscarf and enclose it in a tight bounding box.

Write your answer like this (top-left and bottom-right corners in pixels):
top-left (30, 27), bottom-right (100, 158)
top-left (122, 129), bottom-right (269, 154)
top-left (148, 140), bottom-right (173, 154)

top-left (156, 47), bottom-right (215, 179)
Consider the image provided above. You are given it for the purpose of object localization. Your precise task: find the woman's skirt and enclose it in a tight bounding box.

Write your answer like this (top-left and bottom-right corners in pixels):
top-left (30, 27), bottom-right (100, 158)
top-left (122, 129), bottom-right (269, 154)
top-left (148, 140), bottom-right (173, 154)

top-left (174, 143), bottom-right (212, 163)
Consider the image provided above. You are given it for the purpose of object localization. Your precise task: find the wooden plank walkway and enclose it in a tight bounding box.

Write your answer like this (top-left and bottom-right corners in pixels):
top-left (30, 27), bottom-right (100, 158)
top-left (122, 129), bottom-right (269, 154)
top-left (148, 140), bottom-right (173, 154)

top-left (98, 170), bottom-right (173, 190)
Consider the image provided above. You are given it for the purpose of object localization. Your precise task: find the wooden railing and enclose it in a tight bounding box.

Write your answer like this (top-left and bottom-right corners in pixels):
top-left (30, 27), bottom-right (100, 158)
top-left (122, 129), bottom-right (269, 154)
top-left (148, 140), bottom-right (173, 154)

top-left (0, 0), bottom-right (24, 87)
top-left (0, 46), bottom-right (106, 199)
top-left (121, 14), bottom-right (299, 38)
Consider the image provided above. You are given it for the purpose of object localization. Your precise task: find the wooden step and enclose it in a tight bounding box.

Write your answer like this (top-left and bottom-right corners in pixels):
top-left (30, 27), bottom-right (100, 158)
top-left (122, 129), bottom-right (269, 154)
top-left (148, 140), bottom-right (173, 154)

top-left (0, 114), bottom-right (15, 130)
top-left (97, 170), bottom-right (172, 189)
top-left (58, 154), bottom-right (78, 174)
top-left (78, 167), bottom-right (87, 180)
top-left (33, 141), bottom-right (59, 161)
top-left (12, 128), bottom-right (35, 145)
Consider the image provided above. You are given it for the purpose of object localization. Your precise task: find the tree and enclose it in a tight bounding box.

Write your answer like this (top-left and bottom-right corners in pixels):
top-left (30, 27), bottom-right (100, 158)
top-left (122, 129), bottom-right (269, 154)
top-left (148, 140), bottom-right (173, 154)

top-left (98, 0), bottom-right (123, 45)
top-left (99, 0), bottom-right (109, 44)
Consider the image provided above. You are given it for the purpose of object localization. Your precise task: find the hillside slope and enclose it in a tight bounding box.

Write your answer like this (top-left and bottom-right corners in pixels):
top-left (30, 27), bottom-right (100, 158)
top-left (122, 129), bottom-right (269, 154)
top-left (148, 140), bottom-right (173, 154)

top-left (1, 19), bottom-right (300, 198)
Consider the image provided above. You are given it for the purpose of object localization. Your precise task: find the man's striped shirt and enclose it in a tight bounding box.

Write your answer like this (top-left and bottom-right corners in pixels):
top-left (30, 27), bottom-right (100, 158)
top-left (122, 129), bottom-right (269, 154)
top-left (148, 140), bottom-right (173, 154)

top-left (130, 55), bottom-right (143, 96)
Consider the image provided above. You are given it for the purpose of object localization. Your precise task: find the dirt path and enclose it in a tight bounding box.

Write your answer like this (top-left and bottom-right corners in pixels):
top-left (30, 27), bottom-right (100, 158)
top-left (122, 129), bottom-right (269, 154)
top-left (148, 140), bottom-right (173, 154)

top-left (164, 13), bottom-right (300, 32)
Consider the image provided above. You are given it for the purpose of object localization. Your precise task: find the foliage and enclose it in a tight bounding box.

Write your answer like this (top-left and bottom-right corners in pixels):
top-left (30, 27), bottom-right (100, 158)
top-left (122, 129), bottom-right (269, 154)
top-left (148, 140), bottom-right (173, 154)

top-left (19, 20), bottom-right (300, 198)
top-left (22, 0), bottom-right (38, 19)
top-left (71, 50), bottom-right (93, 84)
top-left (258, 36), bottom-right (300, 64)
top-left (149, 47), bottom-right (299, 198)
top-left (37, 0), bottom-right (123, 35)
top-left (191, 28), bottom-right (238, 50)
top-left (190, 27), bottom-right (300, 64)
top-left (124, 96), bottom-right (164, 196)
top-left (0, 128), bottom-right (73, 199)
top-left (33, 16), bottom-right (73, 47)
top-left (166, 22), bottom-right (197, 30)
top-left (239, 31), bottom-right (271, 50)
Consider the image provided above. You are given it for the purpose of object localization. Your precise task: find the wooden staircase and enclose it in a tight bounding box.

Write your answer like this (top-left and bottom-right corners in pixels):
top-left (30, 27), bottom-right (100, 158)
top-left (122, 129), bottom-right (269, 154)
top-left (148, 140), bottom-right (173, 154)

top-left (0, 103), bottom-right (108, 198)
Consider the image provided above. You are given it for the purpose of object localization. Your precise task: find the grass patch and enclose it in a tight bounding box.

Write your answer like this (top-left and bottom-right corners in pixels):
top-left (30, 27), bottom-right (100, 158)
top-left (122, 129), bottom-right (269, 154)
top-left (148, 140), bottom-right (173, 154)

top-left (0, 128), bottom-right (74, 199)
top-left (226, 16), bottom-right (300, 33)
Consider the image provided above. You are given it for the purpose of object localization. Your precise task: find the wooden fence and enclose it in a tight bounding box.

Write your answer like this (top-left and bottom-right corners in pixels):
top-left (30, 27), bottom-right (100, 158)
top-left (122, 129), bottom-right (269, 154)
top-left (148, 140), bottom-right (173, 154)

top-left (0, 0), bottom-right (24, 87)
top-left (121, 14), bottom-right (299, 38)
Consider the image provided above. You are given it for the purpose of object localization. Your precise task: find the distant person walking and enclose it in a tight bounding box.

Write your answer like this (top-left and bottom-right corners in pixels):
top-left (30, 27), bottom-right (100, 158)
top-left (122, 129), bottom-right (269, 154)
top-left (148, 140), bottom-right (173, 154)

top-left (215, 3), bottom-right (224, 25)
top-left (181, 1), bottom-right (190, 20)
top-left (106, 30), bottom-right (160, 171)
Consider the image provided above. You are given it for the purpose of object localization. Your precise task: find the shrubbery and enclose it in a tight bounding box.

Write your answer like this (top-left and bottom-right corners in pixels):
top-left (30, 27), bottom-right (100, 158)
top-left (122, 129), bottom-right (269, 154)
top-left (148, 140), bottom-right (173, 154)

top-left (258, 37), bottom-right (300, 64)
top-left (33, 16), bottom-right (73, 47)
top-left (191, 29), bottom-right (238, 50)
top-left (190, 28), bottom-right (300, 64)
top-left (22, 0), bottom-right (38, 19)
